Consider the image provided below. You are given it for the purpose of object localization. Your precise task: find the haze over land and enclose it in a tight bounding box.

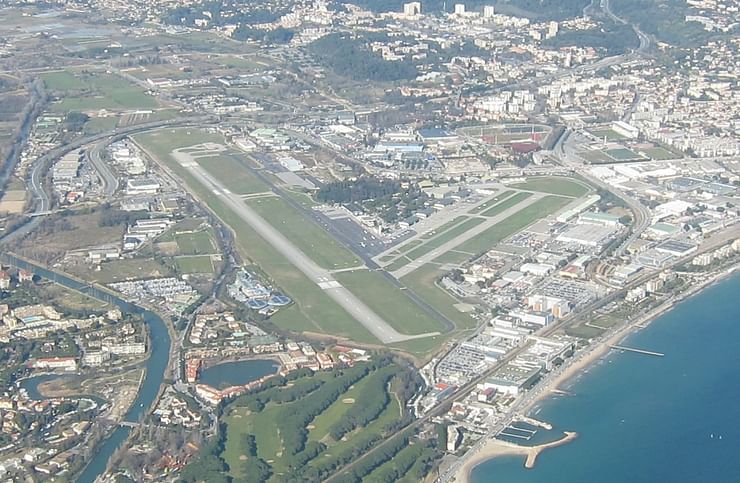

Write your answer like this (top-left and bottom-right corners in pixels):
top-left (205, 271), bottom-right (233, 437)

top-left (0, 0), bottom-right (737, 481)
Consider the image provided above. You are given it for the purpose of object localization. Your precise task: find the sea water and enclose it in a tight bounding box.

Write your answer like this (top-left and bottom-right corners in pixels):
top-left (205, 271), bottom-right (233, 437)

top-left (471, 274), bottom-right (740, 483)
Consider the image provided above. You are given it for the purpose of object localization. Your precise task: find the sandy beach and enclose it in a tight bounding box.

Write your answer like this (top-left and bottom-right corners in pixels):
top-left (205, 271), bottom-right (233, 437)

top-left (454, 431), bottom-right (578, 481)
top-left (453, 266), bottom-right (739, 483)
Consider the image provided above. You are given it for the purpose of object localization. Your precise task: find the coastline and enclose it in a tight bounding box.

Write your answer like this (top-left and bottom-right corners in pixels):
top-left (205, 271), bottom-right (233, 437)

top-left (458, 265), bottom-right (738, 483)
top-left (455, 432), bottom-right (578, 481)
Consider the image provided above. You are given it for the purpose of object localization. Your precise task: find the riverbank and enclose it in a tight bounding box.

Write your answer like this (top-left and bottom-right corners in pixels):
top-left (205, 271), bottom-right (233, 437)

top-left (455, 431), bottom-right (578, 481)
top-left (457, 265), bottom-right (738, 482)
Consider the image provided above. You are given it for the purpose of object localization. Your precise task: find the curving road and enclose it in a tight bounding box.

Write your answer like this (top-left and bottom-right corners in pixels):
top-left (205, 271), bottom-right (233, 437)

top-left (1, 116), bottom-right (217, 246)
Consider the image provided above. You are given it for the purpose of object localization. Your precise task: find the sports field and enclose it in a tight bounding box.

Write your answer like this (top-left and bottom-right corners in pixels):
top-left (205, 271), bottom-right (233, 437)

top-left (175, 231), bottom-right (215, 255)
top-left (175, 255), bottom-right (214, 273)
top-left (510, 176), bottom-right (590, 197)
top-left (643, 146), bottom-right (678, 160)
top-left (588, 127), bottom-right (628, 141)
top-left (605, 147), bottom-right (645, 161)
top-left (458, 123), bottom-right (550, 144)
top-left (246, 196), bottom-right (360, 270)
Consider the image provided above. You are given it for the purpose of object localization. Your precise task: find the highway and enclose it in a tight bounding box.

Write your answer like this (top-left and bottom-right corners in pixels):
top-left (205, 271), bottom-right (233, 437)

top-left (87, 140), bottom-right (120, 197)
top-left (1, 116), bottom-right (217, 246)
top-left (170, 148), bottom-right (440, 344)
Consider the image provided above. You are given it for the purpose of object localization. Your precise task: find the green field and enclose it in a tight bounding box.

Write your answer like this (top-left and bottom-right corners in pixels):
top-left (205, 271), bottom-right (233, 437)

top-left (643, 147), bottom-right (678, 160)
top-left (510, 177), bottom-right (590, 197)
top-left (384, 256), bottom-right (412, 272)
top-left (246, 196), bottom-right (360, 270)
top-left (42, 71), bottom-right (158, 112)
top-left (400, 264), bottom-right (477, 332)
top-left (83, 116), bottom-right (119, 134)
top-left (219, 363), bottom-right (410, 481)
top-left (420, 216), bottom-right (469, 238)
top-left (195, 155), bottom-right (270, 195)
top-left (469, 190), bottom-right (514, 214)
top-left (479, 191), bottom-right (532, 217)
top-left (605, 147), bottom-right (645, 161)
top-left (579, 150), bottom-right (614, 164)
top-left (70, 257), bottom-right (174, 284)
top-left (134, 129), bottom-right (376, 343)
top-left (175, 231), bottom-right (215, 255)
top-left (334, 269), bottom-right (445, 335)
top-left (175, 255), bottom-right (214, 273)
top-left (432, 250), bottom-right (474, 265)
top-left (453, 196), bottom-right (572, 254)
top-left (405, 217), bottom-right (486, 261)
top-left (589, 128), bottom-right (627, 141)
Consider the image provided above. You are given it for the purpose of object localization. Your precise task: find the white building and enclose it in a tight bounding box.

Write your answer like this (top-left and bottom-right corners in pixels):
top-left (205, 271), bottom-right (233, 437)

top-left (403, 1), bottom-right (421, 16)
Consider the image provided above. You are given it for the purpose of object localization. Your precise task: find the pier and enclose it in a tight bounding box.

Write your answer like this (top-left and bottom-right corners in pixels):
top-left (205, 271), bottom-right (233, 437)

top-left (515, 415), bottom-right (554, 430)
top-left (609, 345), bottom-right (665, 357)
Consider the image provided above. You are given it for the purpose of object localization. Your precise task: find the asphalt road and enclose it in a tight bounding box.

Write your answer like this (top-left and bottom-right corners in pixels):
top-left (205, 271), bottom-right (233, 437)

top-left (172, 148), bottom-right (440, 344)
top-left (87, 140), bottom-right (119, 197)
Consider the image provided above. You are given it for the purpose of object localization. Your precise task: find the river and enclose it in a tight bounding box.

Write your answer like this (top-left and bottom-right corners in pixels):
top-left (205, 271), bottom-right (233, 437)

top-left (0, 254), bottom-right (172, 483)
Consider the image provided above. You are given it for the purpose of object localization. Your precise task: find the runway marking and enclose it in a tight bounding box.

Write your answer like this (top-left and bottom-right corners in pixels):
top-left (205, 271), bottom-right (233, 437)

top-left (318, 280), bottom-right (342, 290)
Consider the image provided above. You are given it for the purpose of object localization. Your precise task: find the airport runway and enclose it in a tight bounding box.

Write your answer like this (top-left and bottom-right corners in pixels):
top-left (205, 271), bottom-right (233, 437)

top-left (391, 193), bottom-right (547, 278)
top-left (172, 147), bottom-right (440, 344)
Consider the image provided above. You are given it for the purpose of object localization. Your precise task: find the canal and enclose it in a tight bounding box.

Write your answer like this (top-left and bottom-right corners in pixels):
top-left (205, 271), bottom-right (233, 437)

top-left (0, 254), bottom-right (172, 483)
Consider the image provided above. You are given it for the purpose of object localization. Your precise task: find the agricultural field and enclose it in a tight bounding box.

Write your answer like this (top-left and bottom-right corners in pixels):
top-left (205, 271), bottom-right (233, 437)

top-left (41, 70), bottom-right (159, 112)
top-left (246, 196), bottom-right (360, 270)
top-left (510, 176), bottom-right (591, 197)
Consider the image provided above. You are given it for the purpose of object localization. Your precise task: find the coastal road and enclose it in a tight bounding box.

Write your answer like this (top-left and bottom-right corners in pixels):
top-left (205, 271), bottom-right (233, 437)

top-left (171, 148), bottom-right (440, 344)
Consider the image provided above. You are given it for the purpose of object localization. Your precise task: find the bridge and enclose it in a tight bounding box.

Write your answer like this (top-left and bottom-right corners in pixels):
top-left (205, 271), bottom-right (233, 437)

top-left (609, 345), bottom-right (664, 357)
top-left (118, 421), bottom-right (140, 428)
